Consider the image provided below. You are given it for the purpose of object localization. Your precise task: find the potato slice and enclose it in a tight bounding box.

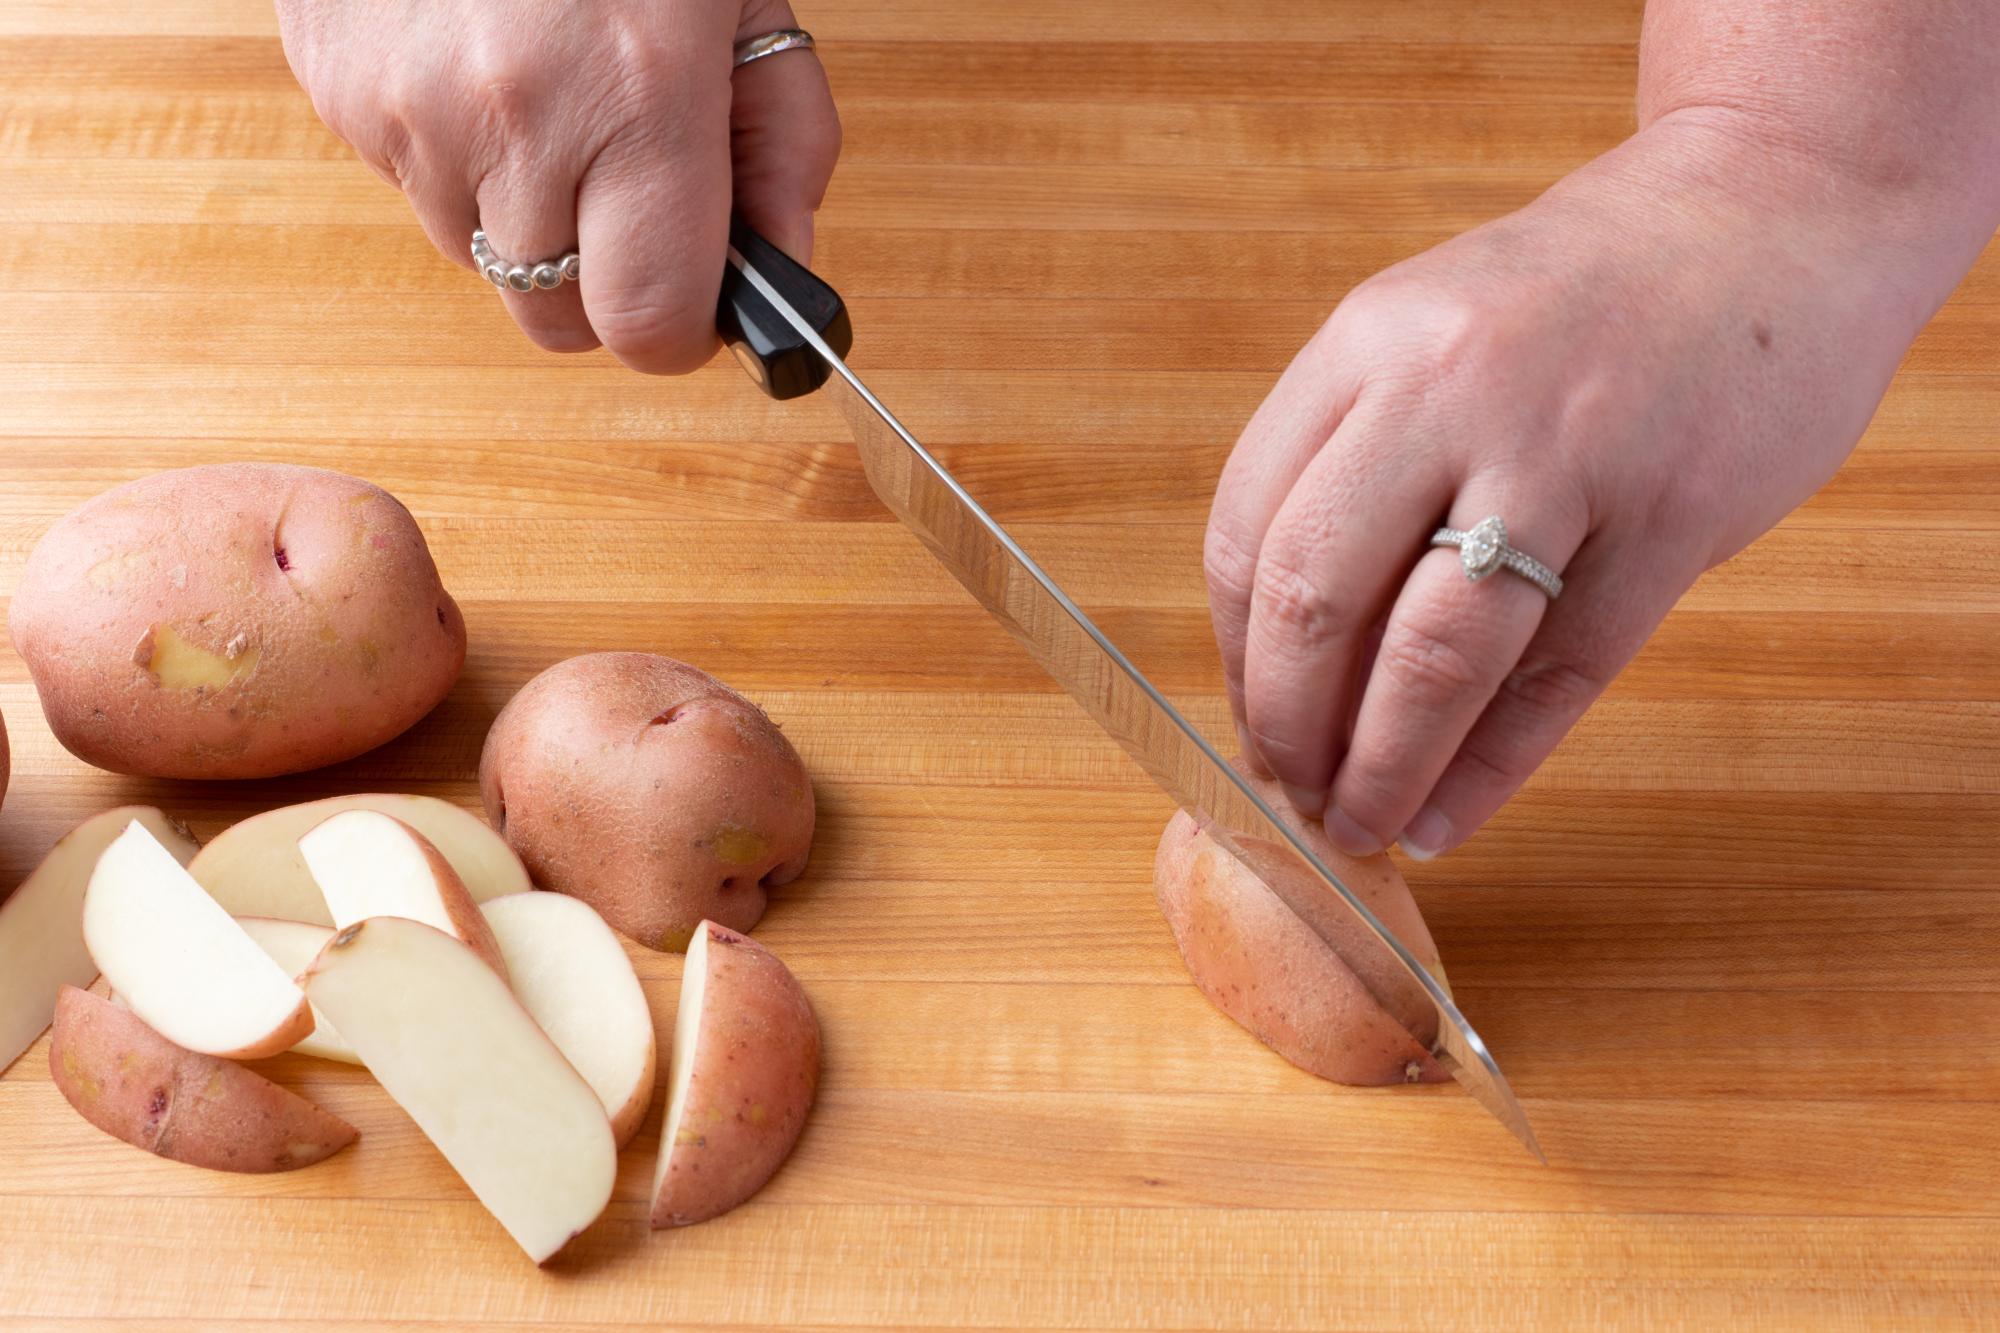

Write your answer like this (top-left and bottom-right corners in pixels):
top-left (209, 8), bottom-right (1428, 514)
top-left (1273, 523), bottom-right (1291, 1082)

top-left (300, 810), bottom-right (508, 979)
top-left (83, 821), bottom-right (311, 1060)
top-left (303, 916), bottom-right (616, 1264)
top-left (481, 892), bottom-right (657, 1147)
top-left (652, 920), bottom-right (819, 1228)
top-left (188, 793), bottom-right (529, 925)
top-left (49, 985), bottom-right (355, 1172)
top-left (235, 918), bottom-right (358, 1065)
top-left (0, 807), bottom-right (200, 1074)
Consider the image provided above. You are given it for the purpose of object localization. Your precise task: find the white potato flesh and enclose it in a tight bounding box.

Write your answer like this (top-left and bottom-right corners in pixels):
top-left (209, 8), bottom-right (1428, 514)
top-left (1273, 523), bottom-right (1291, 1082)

top-left (235, 917), bottom-right (358, 1065)
top-left (82, 822), bottom-right (311, 1060)
top-left (481, 891), bottom-right (657, 1146)
top-left (0, 807), bottom-right (199, 1074)
top-left (303, 810), bottom-right (461, 934)
top-left (303, 916), bottom-right (616, 1264)
top-left (654, 919), bottom-right (712, 1203)
top-left (188, 794), bottom-right (530, 924)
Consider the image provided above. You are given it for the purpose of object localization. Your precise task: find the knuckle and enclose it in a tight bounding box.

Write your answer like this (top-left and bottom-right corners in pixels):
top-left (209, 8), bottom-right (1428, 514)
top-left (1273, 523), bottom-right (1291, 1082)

top-left (1375, 618), bottom-right (1500, 708)
top-left (1251, 550), bottom-right (1359, 654)
top-left (588, 283), bottom-right (718, 374)
top-left (1201, 522), bottom-right (1260, 604)
top-left (1499, 656), bottom-right (1609, 721)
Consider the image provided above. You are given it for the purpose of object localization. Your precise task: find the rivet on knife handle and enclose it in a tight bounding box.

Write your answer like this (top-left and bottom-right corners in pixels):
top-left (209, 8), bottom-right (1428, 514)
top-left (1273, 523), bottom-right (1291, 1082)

top-left (715, 217), bottom-right (851, 401)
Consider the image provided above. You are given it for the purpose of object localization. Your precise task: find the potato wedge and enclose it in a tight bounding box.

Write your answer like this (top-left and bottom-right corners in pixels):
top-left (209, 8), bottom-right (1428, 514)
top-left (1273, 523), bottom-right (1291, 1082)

top-left (84, 821), bottom-right (312, 1060)
top-left (0, 807), bottom-right (199, 1074)
top-left (300, 810), bottom-right (507, 980)
top-left (482, 892), bottom-right (656, 1148)
top-left (234, 918), bottom-right (358, 1065)
top-left (49, 986), bottom-right (356, 1172)
top-left (189, 793), bottom-right (528, 925)
top-left (652, 920), bottom-right (819, 1228)
top-left (304, 917), bottom-right (616, 1264)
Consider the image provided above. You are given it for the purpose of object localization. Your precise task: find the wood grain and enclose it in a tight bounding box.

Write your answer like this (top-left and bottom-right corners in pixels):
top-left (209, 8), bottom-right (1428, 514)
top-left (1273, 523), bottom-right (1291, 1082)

top-left (0, 1), bottom-right (1996, 1328)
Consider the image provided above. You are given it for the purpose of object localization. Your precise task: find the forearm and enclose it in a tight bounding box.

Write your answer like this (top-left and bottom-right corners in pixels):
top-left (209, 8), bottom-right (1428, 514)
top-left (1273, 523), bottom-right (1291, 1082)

top-left (1636, 0), bottom-right (2000, 311)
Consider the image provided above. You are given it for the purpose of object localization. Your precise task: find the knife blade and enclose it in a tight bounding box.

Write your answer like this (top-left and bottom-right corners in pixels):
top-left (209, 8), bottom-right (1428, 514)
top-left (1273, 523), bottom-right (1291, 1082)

top-left (717, 222), bottom-right (1542, 1160)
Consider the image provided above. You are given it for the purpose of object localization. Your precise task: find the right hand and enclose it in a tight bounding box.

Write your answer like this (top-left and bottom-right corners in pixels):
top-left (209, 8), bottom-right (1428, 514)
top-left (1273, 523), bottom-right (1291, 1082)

top-left (276, 0), bottom-right (840, 371)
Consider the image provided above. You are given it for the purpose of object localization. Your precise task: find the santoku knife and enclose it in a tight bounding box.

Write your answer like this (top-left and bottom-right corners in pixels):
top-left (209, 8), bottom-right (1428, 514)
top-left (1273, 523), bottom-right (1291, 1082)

top-left (715, 221), bottom-right (1542, 1160)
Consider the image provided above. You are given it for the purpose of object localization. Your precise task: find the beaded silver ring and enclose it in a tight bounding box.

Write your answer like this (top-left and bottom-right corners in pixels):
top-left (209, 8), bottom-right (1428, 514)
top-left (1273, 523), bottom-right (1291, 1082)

top-left (470, 230), bottom-right (581, 294)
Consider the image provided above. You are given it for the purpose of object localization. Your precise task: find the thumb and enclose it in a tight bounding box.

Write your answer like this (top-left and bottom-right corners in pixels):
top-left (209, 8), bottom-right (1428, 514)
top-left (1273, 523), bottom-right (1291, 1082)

top-left (729, 7), bottom-right (841, 263)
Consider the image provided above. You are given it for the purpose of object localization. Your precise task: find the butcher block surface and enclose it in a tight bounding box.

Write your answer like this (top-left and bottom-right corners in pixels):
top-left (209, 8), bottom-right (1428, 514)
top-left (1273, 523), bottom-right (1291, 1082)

top-left (2, 1), bottom-right (1997, 1327)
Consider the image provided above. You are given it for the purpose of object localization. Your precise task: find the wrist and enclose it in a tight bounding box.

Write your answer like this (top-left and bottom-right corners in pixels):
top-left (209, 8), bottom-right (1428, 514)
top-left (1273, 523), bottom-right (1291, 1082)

top-left (1627, 108), bottom-right (1992, 324)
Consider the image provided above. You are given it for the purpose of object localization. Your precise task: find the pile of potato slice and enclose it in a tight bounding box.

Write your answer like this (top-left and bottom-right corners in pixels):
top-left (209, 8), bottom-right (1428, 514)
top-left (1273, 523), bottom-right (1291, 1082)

top-left (0, 794), bottom-right (819, 1265)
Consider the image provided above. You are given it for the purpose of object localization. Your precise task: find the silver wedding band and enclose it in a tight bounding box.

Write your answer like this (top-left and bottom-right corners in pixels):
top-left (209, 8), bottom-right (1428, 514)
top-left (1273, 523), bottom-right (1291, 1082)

top-left (733, 28), bottom-right (815, 69)
top-left (1431, 516), bottom-right (1564, 599)
top-left (470, 231), bottom-right (579, 293)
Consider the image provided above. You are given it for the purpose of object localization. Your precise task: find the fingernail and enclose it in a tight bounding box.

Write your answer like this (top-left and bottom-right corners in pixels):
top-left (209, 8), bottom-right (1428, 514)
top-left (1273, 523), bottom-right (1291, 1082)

top-left (1398, 806), bottom-right (1452, 862)
top-left (1324, 806), bottom-right (1383, 857)
top-left (1280, 782), bottom-right (1326, 818)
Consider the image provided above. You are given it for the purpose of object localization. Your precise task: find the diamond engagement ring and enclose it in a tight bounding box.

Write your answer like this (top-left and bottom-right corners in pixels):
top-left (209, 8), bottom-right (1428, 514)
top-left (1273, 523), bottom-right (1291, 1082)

top-left (470, 231), bottom-right (580, 293)
top-left (733, 29), bottom-right (815, 68)
top-left (1431, 516), bottom-right (1564, 599)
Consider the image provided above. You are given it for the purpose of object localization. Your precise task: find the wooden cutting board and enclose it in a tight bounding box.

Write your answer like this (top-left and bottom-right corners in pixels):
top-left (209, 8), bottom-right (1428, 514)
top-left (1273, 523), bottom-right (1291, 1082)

top-left (2, 1), bottom-right (1996, 1327)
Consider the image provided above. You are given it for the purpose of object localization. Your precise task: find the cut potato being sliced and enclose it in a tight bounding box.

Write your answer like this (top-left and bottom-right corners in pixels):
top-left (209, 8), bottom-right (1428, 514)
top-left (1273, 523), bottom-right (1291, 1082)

top-left (300, 810), bottom-right (507, 980)
top-left (0, 807), bottom-right (199, 1075)
top-left (188, 794), bottom-right (530, 924)
top-left (49, 985), bottom-right (356, 1172)
top-left (303, 916), bottom-right (616, 1264)
top-left (481, 892), bottom-right (656, 1147)
top-left (235, 918), bottom-right (358, 1065)
top-left (652, 920), bottom-right (819, 1228)
top-left (83, 821), bottom-right (312, 1060)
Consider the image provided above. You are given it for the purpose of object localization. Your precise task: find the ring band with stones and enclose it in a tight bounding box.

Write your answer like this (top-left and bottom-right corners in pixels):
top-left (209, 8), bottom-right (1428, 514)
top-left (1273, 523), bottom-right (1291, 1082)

top-left (471, 231), bottom-right (580, 293)
top-left (1430, 515), bottom-right (1564, 599)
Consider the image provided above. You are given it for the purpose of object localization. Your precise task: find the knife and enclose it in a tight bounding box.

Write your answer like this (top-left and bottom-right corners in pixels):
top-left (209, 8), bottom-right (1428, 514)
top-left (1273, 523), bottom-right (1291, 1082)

top-left (716, 220), bottom-right (1543, 1160)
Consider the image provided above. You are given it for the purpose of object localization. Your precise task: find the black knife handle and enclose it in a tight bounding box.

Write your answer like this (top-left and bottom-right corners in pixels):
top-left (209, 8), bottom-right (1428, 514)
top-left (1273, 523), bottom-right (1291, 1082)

top-left (716, 217), bottom-right (852, 400)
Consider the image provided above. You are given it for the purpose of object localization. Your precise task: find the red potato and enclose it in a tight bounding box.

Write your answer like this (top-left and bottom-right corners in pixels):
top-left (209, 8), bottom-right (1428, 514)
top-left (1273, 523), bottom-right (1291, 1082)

top-left (480, 653), bottom-right (815, 952)
top-left (7, 463), bottom-right (465, 779)
top-left (652, 920), bottom-right (820, 1228)
top-left (48, 986), bottom-right (356, 1173)
top-left (1154, 769), bottom-right (1450, 1087)
top-left (0, 710), bottom-right (9, 811)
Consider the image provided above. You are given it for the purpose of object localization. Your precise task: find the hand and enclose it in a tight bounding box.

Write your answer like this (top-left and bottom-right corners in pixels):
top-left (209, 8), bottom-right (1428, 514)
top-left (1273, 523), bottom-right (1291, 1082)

top-left (276, 0), bottom-right (840, 371)
top-left (1206, 111), bottom-right (1940, 860)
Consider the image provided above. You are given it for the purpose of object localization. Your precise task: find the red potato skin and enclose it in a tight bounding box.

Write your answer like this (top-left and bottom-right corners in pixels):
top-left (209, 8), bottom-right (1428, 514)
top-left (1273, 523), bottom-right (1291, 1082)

top-left (7, 463), bottom-right (465, 779)
top-left (1154, 770), bottom-right (1450, 1087)
top-left (653, 924), bottom-right (820, 1228)
top-left (48, 986), bottom-right (357, 1172)
top-left (479, 653), bottom-right (815, 951)
top-left (0, 711), bottom-right (9, 812)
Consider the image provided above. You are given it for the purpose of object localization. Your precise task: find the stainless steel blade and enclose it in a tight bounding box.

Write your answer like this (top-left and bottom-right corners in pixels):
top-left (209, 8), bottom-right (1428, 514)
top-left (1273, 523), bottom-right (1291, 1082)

top-left (728, 247), bottom-right (1542, 1160)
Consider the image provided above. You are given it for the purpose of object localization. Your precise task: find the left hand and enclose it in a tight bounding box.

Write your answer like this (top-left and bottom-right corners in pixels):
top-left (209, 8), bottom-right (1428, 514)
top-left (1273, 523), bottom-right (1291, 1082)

top-left (1205, 110), bottom-right (1934, 860)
